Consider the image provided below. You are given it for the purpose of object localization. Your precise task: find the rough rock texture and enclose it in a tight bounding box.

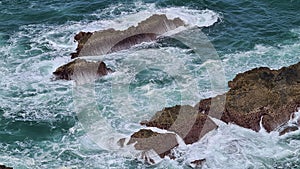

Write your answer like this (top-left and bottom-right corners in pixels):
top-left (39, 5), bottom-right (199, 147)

top-left (140, 105), bottom-right (218, 144)
top-left (71, 14), bottom-right (185, 58)
top-left (54, 14), bottom-right (184, 82)
top-left (71, 31), bottom-right (93, 59)
top-left (53, 59), bottom-right (111, 81)
top-left (279, 126), bottom-right (298, 136)
top-left (198, 62), bottom-right (300, 132)
top-left (127, 129), bottom-right (178, 159)
top-left (190, 159), bottom-right (206, 168)
top-left (127, 62), bottom-right (300, 162)
top-left (0, 165), bottom-right (13, 169)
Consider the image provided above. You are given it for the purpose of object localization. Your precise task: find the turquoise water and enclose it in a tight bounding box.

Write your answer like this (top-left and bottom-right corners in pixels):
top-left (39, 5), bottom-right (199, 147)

top-left (0, 0), bottom-right (300, 168)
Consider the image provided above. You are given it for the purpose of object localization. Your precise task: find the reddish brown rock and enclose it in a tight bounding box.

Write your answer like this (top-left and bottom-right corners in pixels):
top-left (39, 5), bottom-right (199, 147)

top-left (127, 129), bottom-right (178, 160)
top-left (197, 62), bottom-right (300, 133)
top-left (279, 126), bottom-right (298, 136)
top-left (141, 105), bottom-right (218, 144)
top-left (71, 31), bottom-right (93, 59)
top-left (53, 59), bottom-right (111, 81)
top-left (125, 62), bottom-right (300, 164)
top-left (70, 14), bottom-right (185, 58)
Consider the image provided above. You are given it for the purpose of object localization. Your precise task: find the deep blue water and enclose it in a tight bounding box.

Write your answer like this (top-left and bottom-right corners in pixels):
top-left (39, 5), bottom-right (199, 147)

top-left (0, 0), bottom-right (300, 168)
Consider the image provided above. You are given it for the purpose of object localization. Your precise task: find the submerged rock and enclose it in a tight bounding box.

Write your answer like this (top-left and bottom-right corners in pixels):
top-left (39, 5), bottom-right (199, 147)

top-left (53, 59), bottom-right (111, 81)
top-left (198, 62), bottom-right (300, 132)
top-left (71, 14), bottom-right (185, 58)
top-left (0, 165), bottom-right (13, 169)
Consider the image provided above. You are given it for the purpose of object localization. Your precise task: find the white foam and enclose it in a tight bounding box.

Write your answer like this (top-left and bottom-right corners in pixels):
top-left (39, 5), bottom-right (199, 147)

top-left (85, 3), bottom-right (220, 31)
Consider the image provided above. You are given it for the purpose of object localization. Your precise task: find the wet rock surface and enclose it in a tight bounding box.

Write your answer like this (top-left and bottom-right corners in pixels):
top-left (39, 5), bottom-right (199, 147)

top-left (127, 129), bottom-right (178, 159)
top-left (53, 59), bottom-right (111, 81)
top-left (71, 31), bottom-right (93, 59)
top-left (190, 159), bottom-right (206, 168)
top-left (198, 62), bottom-right (300, 132)
top-left (54, 14), bottom-right (185, 82)
top-left (71, 14), bottom-right (185, 58)
top-left (0, 165), bottom-right (13, 169)
top-left (140, 105), bottom-right (218, 144)
top-left (128, 62), bottom-right (300, 161)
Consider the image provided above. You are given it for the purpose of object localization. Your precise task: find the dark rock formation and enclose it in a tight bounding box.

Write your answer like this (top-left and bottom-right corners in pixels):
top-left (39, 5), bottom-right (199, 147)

top-left (279, 126), bottom-right (298, 136)
top-left (54, 14), bottom-right (185, 81)
top-left (53, 59), bottom-right (111, 81)
top-left (71, 14), bottom-right (185, 58)
top-left (127, 129), bottom-right (178, 161)
top-left (198, 62), bottom-right (300, 132)
top-left (0, 165), bottom-right (13, 169)
top-left (71, 31), bottom-right (93, 59)
top-left (141, 105), bottom-right (218, 144)
top-left (190, 159), bottom-right (206, 168)
top-left (127, 62), bottom-right (300, 163)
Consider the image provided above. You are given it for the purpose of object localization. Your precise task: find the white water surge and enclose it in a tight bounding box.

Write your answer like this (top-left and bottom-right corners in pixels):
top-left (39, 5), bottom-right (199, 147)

top-left (1, 1), bottom-right (300, 168)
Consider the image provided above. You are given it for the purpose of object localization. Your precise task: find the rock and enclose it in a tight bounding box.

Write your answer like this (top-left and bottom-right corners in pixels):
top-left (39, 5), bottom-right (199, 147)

top-left (124, 62), bottom-right (300, 164)
top-left (279, 126), bottom-right (298, 136)
top-left (127, 129), bottom-right (178, 160)
top-left (0, 165), bottom-right (13, 169)
top-left (141, 105), bottom-right (218, 144)
top-left (190, 159), bottom-right (206, 168)
top-left (197, 62), bottom-right (300, 133)
top-left (71, 31), bottom-right (93, 59)
top-left (71, 14), bottom-right (185, 58)
top-left (53, 59), bottom-right (111, 81)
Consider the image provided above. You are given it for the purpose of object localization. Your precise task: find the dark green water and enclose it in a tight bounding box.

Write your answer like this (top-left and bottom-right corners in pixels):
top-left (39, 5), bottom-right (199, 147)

top-left (0, 0), bottom-right (300, 168)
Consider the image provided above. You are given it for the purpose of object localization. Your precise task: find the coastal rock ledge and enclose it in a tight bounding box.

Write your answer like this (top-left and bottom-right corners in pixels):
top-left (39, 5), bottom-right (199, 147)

top-left (53, 59), bottom-right (111, 81)
top-left (128, 61), bottom-right (300, 163)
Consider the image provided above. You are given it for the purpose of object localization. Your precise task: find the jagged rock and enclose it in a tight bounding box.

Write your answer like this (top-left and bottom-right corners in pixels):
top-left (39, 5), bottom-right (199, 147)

top-left (190, 159), bottom-right (206, 168)
top-left (197, 62), bottom-right (300, 133)
top-left (71, 31), bottom-right (93, 59)
top-left (141, 105), bottom-right (218, 144)
top-left (279, 126), bottom-right (298, 136)
top-left (53, 59), bottom-right (111, 81)
top-left (0, 165), bottom-right (13, 169)
top-left (71, 14), bottom-right (185, 58)
top-left (127, 129), bottom-right (178, 160)
top-left (128, 62), bottom-right (300, 163)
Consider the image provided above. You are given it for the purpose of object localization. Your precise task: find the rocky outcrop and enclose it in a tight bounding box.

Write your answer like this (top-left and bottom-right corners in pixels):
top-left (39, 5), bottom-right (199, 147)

top-left (71, 14), bottom-right (185, 58)
top-left (198, 62), bottom-right (300, 132)
top-left (127, 129), bottom-right (178, 161)
top-left (71, 32), bottom-right (93, 59)
top-left (190, 159), bottom-right (206, 168)
top-left (140, 105), bottom-right (218, 144)
top-left (53, 59), bottom-right (111, 81)
top-left (127, 62), bottom-right (300, 163)
top-left (125, 105), bottom-right (217, 162)
top-left (0, 165), bottom-right (13, 169)
top-left (54, 14), bottom-right (185, 81)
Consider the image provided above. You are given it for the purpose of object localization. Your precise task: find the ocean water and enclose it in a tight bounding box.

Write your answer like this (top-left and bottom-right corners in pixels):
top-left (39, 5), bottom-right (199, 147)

top-left (0, 0), bottom-right (300, 168)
